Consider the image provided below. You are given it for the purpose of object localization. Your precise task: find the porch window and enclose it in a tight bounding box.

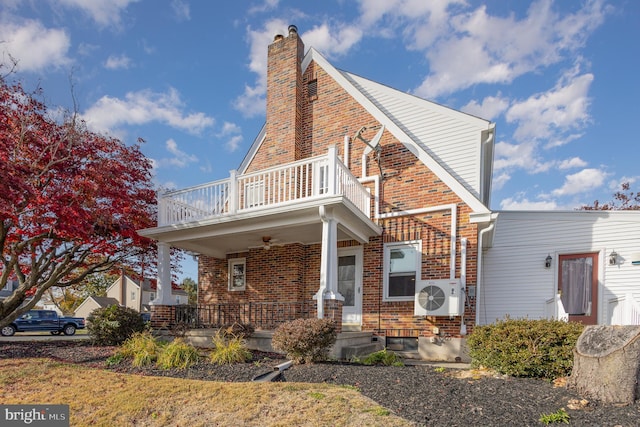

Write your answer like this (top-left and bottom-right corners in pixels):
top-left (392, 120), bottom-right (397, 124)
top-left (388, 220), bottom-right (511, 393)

top-left (228, 258), bottom-right (246, 291)
top-left (383, 241), bottom-right (421, 302)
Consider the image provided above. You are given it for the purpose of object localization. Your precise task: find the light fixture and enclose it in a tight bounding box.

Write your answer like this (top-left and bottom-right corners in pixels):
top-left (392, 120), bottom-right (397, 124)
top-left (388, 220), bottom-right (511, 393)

top-left (262, 236), bottom-right (271, 250)
top-left (545, 254), bottom-right (552, 269)
top-left (609, 250), bottom-right (618, 265)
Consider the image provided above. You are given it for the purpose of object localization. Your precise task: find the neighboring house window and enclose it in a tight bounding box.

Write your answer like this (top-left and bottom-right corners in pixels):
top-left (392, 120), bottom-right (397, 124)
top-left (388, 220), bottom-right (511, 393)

top-left (1, 281), bottom-right (10, 291)
top-left (131, 291), bottom-right (136, 301)
top-left (228, 258), bottom-right (246, 291)
top-left (383, 241), bottom-right (421, 301)
top-left (150, 293), bottom-right (155, 301)
top-left (175, 296), bottom-right (181, 304)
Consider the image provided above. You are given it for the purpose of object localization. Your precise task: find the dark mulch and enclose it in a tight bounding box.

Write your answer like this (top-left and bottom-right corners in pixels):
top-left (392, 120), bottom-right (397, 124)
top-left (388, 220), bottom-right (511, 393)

top-left (1, 340), bottom-right (639, 426)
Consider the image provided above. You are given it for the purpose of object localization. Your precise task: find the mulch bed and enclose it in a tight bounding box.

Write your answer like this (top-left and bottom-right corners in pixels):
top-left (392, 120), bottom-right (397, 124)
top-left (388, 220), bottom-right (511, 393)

top-left (1, 340), bottom-right (639, 426)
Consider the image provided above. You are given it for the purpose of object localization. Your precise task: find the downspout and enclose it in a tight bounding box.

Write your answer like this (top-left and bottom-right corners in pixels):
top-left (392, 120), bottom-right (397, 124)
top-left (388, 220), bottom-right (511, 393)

top-left (476, 222), bottom-right (495, 327)
top-left (460, 237), bottom-right (467, 335)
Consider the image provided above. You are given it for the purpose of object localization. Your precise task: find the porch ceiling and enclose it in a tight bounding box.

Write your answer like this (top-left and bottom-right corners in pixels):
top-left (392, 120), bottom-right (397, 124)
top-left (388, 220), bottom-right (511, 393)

top-left (138, 196), bottom-right (381, 258)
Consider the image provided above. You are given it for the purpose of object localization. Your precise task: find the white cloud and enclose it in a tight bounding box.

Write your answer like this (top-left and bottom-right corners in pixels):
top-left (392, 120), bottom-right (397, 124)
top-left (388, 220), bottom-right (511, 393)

top-left (225, 135), bottom-right (243, 152)
top-left (233, 19), bottom-right (289, 117)
top-left (170, 0), bottom-right (190, 21)
top-left (248, 0), bottom-right (280, 14)
top-left (499, 193), bottom-right (559, 210)
top-left (218, 122), bottom-right (242, 136)
top-left (82, 88), bottom-right (215, 135)
top-left (0, 20), bottom-right (71, 72)
top-left (104, 54), bottom-right (132, 70)
top-left (558, 157), bottom-right (587, 170)
top-left (461, 95), bottom-right (509, 121)
top-left (55, 0), bottom-right (142, 28)
top-left (493, 140), bottom-right (552, 173)
top-left (162, 138), bottom-right (198, 168)
top-left (491, 172), bottom-right (511, 191)
top-left (552, 168), bottom-right (608, 196)
top-left (398, 0), bottom-right (608, 98)
top-left (506, 71), bottom-right (593, 143)
top-left (302, 23), bottom-right (363, 58)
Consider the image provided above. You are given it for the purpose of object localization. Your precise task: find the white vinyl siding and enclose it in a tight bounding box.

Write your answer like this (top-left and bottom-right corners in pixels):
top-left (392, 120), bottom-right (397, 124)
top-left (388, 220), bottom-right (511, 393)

top-left (343, 72), bottom-right (488, 199)
top-left (479, 211), bottom-right (640, 325)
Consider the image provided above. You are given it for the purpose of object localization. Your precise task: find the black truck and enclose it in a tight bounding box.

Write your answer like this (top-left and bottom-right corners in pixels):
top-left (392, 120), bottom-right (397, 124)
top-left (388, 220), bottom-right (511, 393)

top-left (1, 309), bottom-right (86, 336)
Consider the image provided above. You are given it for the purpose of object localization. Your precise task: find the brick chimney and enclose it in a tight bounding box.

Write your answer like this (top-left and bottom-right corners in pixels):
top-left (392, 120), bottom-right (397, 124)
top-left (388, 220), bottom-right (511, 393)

top-left (265, 24), bottom-right (305, 162)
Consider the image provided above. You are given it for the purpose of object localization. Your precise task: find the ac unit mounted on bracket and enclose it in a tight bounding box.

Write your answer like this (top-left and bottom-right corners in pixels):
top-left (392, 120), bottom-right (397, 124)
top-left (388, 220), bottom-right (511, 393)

top-left (414, 279), bottom-right (463, 316)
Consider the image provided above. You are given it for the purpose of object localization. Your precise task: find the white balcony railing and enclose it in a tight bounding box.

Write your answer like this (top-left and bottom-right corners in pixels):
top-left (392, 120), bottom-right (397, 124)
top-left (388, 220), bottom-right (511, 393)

top-left (158, 148), bottom-right (371, 226)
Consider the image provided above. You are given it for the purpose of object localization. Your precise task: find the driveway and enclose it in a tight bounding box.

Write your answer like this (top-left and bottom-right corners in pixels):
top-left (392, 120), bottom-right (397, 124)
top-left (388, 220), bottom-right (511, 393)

top-left (0, 332), bottom-right (88, 342)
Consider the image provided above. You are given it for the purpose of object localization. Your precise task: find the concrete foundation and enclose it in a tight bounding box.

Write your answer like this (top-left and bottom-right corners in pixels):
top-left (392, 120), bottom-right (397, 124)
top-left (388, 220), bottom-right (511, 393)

top-left (418, 336), bottom-right (470, 363)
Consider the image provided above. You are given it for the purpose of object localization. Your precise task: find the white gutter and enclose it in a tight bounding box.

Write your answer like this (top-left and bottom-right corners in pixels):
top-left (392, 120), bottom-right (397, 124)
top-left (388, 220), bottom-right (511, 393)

top-left (476, 222), bottom-right (495, 326)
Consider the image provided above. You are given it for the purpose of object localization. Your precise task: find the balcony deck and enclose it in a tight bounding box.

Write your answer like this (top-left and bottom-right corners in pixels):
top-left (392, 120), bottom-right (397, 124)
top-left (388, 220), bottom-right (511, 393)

top-left (158, 151), bottom-right (372, 227)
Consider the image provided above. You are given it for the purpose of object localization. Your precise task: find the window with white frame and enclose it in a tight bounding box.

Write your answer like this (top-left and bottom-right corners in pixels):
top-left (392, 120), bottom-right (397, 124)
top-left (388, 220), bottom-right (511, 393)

top-left (383, 241), bottom-right (421, 301)
top-left (131, 291), bottom-right (136, 301)
top-left (228, 258), bottom-right (246, 291)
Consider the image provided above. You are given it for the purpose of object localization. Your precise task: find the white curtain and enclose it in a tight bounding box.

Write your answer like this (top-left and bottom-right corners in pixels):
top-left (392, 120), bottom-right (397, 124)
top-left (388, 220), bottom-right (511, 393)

top-left (560, 257), bottom-right (592, 315)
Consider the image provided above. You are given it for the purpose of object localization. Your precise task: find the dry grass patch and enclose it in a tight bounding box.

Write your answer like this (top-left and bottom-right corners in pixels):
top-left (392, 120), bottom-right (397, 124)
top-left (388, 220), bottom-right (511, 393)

top-left (0, 358), bottom-right (413, 427)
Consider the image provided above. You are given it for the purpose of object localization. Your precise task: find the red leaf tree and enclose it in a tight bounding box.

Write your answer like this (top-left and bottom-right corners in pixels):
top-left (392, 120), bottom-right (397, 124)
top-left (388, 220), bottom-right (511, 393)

top-left (581, 182), bottom-right (639, 211)
top-left (0, 80), bottom-right (158, 325)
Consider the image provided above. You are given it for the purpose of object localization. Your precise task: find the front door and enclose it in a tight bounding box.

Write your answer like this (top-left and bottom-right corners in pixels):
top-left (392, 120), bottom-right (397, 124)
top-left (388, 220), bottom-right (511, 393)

top-left (338, 247), bottom-right (363, 328)
top-left (558, 253), bottom-right (599, 325)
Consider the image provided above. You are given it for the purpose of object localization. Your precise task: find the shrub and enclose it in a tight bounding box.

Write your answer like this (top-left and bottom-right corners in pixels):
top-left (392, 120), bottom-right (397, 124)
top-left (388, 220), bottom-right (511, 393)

top-left (209, 330), bottom-right (252, 365)
top-left (87, 305), bottom-right (147, 346)
top-left (156, 338), bottom-right (200, 370)
top-left (271, 318), bottom-right (337, 364)
top-left (466, 317), bottom-right (584, 379)
top-left (219, 322), bottom-right (255, 340)
top-left (360, 348), bottom-right (404, 366)
top-left (118, 331), bottom-right (163, 367)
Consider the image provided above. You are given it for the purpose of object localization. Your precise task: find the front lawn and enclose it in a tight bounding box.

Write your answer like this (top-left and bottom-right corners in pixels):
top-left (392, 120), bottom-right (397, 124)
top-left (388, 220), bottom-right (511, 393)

top-left (0, 358), bottom-right (410, 427)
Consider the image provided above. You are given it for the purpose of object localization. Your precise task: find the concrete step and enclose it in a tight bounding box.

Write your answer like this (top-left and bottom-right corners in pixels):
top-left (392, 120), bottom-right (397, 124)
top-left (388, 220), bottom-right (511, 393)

top-left (341, 343), bottom-right (379, 360)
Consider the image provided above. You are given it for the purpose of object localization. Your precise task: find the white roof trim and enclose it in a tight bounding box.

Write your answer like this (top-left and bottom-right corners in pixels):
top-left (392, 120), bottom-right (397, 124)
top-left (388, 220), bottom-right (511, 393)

top-left (304, 48), bottom-right (490, 214)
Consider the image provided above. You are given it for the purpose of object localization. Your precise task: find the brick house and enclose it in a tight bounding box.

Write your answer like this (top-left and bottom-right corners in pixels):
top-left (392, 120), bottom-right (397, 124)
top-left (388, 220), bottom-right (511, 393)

top-left (139, 25), bottom-right (640, 361)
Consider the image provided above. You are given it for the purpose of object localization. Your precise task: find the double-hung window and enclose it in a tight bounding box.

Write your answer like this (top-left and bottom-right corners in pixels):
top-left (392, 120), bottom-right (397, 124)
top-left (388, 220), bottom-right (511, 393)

top-left (228, 258), bottom-right (246, 291)
top-left (384, 241), bottom-right (421, 301)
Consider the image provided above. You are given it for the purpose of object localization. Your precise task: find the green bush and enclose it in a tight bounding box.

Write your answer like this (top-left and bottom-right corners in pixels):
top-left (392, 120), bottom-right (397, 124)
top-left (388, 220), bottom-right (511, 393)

top-left (157, 338), bottom-right (200, 370)
top-left (209, 330), bottom-right (252, 365)
top-left (271, 318), bottom-right (337, 364)
top-left (466, 317), bottom-right (584, 379)
top-left (87, 305), bottom-right (147, 346)
top-left (359, 348), bottom-right (404, 366)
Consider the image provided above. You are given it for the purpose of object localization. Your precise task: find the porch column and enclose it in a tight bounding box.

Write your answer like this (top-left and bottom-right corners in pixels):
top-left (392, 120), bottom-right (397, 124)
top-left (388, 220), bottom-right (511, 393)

top-left (151, 242), bottom-right (174, 305)
top-left (315, 206), bottom-right (344, 319)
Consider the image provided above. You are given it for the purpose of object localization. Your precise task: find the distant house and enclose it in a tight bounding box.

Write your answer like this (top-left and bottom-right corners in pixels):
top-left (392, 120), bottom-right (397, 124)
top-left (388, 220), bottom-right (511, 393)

top-left (0, 279), bottom-right (18, 301)
top-left (105, 273), bottom-right (187, 313)
top-left (74, 296), bottom-right (120, 319)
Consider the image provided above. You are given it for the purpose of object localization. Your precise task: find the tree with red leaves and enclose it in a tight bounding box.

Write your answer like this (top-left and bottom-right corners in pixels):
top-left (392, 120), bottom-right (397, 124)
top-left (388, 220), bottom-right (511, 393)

top-left (581, 182), bottom-right (640, 211)
top-left (0, 79), bottom-right (157, 326)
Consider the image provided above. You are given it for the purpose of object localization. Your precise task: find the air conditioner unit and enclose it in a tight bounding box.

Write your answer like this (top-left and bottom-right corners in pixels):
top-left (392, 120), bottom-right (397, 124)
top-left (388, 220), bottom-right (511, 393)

top-left (414, 279), bottom-right (463, 316)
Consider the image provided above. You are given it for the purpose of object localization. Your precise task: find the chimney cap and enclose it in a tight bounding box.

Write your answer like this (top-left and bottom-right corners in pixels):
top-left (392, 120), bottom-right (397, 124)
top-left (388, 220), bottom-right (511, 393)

top-left (288, 25), bottom-right (298, 35)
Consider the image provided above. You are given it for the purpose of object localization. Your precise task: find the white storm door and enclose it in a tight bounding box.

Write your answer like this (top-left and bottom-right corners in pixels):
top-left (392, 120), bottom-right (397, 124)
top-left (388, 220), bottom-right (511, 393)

top-left (338, 247), bottom-right (363, 326)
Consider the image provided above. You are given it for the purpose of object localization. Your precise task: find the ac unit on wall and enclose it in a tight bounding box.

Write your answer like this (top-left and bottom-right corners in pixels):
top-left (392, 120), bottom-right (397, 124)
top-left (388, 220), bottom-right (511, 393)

top-left (414, 279), bottom-right (463, 316)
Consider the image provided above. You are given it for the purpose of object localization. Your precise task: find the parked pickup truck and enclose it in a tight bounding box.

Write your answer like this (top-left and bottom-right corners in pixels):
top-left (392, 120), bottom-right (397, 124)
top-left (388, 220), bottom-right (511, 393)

top-left (1, 310), bottom-right (85, 336)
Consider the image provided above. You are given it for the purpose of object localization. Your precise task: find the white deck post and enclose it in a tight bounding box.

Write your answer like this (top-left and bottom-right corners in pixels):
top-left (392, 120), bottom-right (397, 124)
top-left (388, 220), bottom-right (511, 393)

top-left (228, 170), bottom-right (238, 214)
top-left (151, 242), bottom-right (174, 305)
top-left (315, 205), bottom-right (344, 318)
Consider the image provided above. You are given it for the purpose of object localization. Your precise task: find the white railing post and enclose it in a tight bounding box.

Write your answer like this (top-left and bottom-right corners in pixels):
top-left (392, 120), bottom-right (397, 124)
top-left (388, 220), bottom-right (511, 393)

top-left (157, 191), bottom-right (167, 225)
top-left (228, 170), bottom-right (238, 214)
top-left (327, 146), bottom-right (337, 195)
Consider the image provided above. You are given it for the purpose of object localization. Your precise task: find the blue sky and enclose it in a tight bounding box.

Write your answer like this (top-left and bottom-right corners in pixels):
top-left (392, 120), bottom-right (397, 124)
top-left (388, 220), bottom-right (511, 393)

top-left (2, 0), bottom-right (639, 281)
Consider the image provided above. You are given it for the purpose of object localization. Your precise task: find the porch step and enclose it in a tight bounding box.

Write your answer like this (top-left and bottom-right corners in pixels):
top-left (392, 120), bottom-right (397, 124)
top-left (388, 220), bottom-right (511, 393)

top-left (342, 343), bottom-right (379, 360)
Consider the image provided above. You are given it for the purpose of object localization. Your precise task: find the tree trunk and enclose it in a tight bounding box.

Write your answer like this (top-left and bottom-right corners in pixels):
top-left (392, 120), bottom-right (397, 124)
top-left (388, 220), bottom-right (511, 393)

top-left (568, 325), bottom-right (640, 405)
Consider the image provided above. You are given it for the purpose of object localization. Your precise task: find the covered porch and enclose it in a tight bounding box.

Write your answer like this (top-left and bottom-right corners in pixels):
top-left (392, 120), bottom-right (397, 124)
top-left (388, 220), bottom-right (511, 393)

top-left (138, 146), bottom-right (382, 332)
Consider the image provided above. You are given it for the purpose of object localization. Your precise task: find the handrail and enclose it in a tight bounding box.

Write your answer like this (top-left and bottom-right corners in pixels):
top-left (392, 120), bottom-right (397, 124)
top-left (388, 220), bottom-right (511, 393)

top-left (174, 302), bottom-right (313, 329)
top-left (157, 150), bottom-right (371, 226)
